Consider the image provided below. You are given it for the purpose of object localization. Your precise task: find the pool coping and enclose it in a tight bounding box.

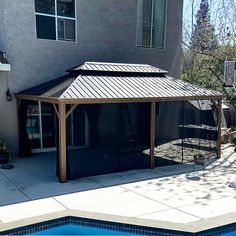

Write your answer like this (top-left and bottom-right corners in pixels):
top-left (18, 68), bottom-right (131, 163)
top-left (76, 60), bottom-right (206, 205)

top-left (1, 209), bottom-right (236, 235)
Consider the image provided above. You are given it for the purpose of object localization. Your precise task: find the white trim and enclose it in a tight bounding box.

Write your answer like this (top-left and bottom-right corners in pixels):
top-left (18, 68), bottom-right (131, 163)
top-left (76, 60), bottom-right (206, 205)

top-left (55, 0), bottom-right (58, 41)
top-left (36, 12), bottom-right (75, 20)
top-left (30, 103), bottom-right (89, 152)
top-left (74, 0), bottom-right (78, 43)
top-left (0, 63), bottom-right (11, 71)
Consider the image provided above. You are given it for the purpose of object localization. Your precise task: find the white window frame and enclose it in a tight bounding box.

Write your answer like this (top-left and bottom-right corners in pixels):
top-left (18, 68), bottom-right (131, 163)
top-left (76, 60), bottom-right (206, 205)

top-left (136, 0), bottom-right (167, 50)
top-left (35, 0), bottom-right (77, 42)
top-left (29, 102), bottom-right (88, 153)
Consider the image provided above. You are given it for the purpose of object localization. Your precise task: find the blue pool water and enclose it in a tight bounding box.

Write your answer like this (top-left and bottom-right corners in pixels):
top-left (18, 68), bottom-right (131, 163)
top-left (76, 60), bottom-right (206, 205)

top-left (29, 224), bottom-right (138, 235)
top-left (221, 232), bottom-right (236, 236)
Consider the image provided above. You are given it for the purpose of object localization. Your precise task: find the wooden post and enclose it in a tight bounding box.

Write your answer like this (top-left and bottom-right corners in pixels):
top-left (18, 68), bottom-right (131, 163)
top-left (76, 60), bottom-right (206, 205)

top-left (58, 103), bottom-right (67, 182)
top-left (217, 99), bottom-right (222, 159)
top-left (150, 101), bottom-right (156, 168)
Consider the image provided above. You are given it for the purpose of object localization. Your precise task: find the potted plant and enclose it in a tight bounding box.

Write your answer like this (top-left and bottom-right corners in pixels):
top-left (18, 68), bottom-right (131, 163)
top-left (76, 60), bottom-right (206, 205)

top-left (0, 139), bottom-right (10, 164)
top-left (193, 153), bottom-right (205, 165)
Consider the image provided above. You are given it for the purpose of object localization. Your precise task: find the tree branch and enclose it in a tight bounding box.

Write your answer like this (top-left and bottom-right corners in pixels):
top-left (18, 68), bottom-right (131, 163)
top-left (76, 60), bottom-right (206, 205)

top-left (207, 67), bottom-right (229, 95)
top-left (182, 40), bottom-right (223, 61)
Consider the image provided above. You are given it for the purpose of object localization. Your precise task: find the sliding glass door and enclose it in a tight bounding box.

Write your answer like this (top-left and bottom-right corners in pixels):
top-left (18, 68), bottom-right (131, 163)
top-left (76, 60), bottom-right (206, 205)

top-left (26, 102), bottom-right (88, 151)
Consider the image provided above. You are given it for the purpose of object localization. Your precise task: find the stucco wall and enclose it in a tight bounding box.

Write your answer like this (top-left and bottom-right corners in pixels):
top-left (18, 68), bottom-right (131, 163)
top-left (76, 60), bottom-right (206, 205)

top-left (0, 0), bottom-right (183, 152)
top-left (0, 0), bottom-right (5, 51)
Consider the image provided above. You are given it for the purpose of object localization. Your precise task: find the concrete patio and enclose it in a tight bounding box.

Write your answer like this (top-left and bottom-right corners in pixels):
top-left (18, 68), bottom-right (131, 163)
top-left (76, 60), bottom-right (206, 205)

top-left (1, 144), bottom-right (236, 234)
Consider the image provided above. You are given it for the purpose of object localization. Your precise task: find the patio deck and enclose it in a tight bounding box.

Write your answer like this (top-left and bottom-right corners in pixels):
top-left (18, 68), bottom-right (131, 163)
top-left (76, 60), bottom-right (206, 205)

top-left (0, 144), bottom-right (236, 234)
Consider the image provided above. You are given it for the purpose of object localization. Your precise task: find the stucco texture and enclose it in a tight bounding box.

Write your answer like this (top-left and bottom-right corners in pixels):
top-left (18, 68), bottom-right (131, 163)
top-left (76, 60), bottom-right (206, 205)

top-left (0, 0), bottom-right (183, 152)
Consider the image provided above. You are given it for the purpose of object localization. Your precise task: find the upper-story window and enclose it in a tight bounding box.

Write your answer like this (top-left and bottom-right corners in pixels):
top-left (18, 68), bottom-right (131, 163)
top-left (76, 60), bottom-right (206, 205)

top-left (137, 0), bottom-right (166, 49)
top-left (35, 0), bottom-right (76, 42)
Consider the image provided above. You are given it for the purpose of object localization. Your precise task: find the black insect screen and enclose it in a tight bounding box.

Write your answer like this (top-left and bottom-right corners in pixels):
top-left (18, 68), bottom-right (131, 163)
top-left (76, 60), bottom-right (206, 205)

top-left (182, 100), bottom-right (217, 162)
top-left (63, 100), bottom-right (218, 180)
top-left (155, 101), bottom-right (183, 165)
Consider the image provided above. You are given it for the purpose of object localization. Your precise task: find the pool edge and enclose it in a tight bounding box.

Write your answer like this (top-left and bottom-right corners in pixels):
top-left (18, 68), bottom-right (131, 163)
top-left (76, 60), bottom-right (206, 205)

top-left (1, 209), bottom-right (236, 235)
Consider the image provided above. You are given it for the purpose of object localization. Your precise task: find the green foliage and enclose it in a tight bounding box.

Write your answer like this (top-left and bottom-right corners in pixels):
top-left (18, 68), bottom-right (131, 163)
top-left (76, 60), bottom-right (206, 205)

top-left (230, 134), bottom-right (236, 145)
top-left (181, 45), bottom-right (236, 104)
top-left (231, 126), bottom-right (236, 132)
top-left (0, 140), bottom-right (8, 155)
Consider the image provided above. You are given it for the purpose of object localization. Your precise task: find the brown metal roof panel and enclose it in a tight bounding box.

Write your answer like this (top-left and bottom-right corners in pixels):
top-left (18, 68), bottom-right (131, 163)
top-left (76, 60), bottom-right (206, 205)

top-left (22, 73), bottom-right (223, 101)
top-left (123, 77), bottom-right (149, 97)
top-left (160, 78), bottom-right (192, 97)
top-left (109, 77), bottom-right (140, 98)
top-left (17, 75), bottom-right (76, 97)
top-left (68, 62), bottom-right (168, 74)
top-left (167, 76), bottom-right (222, 96)
top-left (86, 77), bottom-right (111, 98)
top-left (42, 78), bottom-right (75, 97)
top-left (72, 81), bottom-right (94, 99)
top-left (92, 76), bottom-right (117, 98)
top-left (69, 85), bottom-right (85, 99)
top-left (146, 78), bottom-right (178, 97)
top-left (100, 77), bottom-right (129, 98)
top-left (82, 76), bottom-right (108, 98)
top-left (79, 77), bottom-right (106, 99)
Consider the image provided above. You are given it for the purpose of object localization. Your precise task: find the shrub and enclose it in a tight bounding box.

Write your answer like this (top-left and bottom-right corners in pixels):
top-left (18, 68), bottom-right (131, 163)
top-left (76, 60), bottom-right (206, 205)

top-left (230, 134), bottom-right (236, 145)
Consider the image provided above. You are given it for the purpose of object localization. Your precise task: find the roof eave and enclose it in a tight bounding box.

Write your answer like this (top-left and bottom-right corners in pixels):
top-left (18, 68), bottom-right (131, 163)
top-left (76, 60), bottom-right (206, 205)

top-left (15, 94), bottom-right (60, 104)
top-left (57, 95), bottom-right (224, 105)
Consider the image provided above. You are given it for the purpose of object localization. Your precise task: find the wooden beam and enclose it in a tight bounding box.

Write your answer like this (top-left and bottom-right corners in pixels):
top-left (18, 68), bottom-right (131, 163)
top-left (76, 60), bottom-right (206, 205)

top-left (59, 95), bottom-right (224, 105)
top-left (217, 99), bottom-right (222, 159)
top-left (15, 92), bottom-right (224, 106)
top-left (53, 103), bottom-right (59, 118)
top-left (58, 103), bottom-right (67, 183)
top-left (15, 94), bottom-right (59, 104)
top-left (150, 101), bottom-right (156, 169)
top-left (66, 104), bottom-right (78, 119)
top-left (211, 100), bottom-right (219, 111)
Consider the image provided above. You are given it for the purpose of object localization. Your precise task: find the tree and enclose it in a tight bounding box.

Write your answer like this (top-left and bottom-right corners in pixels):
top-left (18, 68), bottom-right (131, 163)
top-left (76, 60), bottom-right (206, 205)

top-left (181, 0), bottom-right (236, 106)
top-left (190, 0), bottom-right (218, 52)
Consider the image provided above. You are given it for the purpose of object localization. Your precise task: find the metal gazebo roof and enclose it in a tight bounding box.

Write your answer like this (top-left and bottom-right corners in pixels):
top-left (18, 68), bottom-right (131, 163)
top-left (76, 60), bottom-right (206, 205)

top-left (16, 62), bottom-right (223, 103)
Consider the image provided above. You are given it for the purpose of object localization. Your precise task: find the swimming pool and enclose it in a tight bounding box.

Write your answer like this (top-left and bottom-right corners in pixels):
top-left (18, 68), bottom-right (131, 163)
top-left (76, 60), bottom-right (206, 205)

top-left (29, 224), bottom-right (137, 235)
top-left (3, 216), bottom-right (236, 236)
top-left (221, 231), bottom-right (236, 236)
top-left (0, 216), bottom-right (184, 236)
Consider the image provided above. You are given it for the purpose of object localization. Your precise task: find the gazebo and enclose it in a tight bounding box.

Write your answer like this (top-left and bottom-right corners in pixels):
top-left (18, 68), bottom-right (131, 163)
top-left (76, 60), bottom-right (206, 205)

top-left (16, 62), bottom-right (224, 183)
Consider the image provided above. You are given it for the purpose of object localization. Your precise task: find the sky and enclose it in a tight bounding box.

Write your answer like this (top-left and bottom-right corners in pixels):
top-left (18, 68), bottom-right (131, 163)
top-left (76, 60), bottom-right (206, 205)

top-left (182, 0), bottom-right (236, 45)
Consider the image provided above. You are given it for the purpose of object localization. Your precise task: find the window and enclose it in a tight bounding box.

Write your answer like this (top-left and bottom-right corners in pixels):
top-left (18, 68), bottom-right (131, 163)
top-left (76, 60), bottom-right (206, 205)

top-left (35, 0), bottom-right (76, 41)
top-left (137, 0), bottom-right (166, 49)
top-left (26, 102), bottom-right (88, 150)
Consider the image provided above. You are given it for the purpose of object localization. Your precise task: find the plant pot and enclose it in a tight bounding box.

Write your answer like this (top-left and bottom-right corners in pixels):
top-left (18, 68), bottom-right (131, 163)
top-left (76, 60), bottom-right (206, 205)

top-left (0, 154), bottom-right (9, 164)
top-left (194, 156), bottom-right (205, 165)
